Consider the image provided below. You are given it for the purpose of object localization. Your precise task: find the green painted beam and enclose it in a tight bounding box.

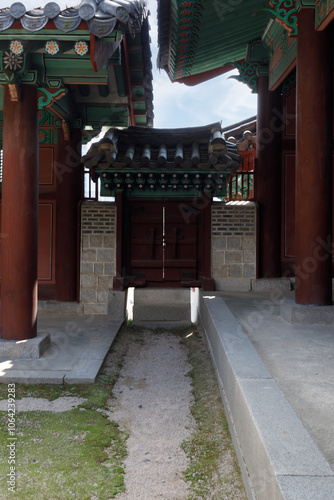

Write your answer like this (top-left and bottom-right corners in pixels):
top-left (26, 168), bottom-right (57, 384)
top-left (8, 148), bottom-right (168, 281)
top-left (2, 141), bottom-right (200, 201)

top-left (84, 106), bottom-right (129, 128)
top-left (0, 28), bottom-right (119, 43)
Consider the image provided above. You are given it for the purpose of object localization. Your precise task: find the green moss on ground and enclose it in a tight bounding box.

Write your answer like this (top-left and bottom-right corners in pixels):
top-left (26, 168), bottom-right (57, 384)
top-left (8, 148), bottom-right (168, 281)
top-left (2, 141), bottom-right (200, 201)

top-left (181, 328), bottom-right (247, 499)
top-left (0, 329), bottom-right (130, 500)
top-left (0, 409), bottom-right (128, 499)
top-left (0, 324), bottom-right (246, 499)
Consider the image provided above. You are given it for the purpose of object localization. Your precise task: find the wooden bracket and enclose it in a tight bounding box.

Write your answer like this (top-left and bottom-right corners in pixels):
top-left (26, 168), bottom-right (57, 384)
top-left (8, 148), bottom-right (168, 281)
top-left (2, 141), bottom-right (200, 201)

top-left (61, 120), bottom-right (70, 141)
top-left (8, 82), bottom-right (20, 102)
top-left (37, 88), bottom-right (67, 110)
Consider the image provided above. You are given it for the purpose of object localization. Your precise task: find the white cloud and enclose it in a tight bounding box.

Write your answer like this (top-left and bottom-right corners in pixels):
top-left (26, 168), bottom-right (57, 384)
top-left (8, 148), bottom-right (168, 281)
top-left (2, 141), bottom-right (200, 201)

top-left (153, 68), bottom-right (257, 129)
top-left (147, 0), bottom-right (257, 129)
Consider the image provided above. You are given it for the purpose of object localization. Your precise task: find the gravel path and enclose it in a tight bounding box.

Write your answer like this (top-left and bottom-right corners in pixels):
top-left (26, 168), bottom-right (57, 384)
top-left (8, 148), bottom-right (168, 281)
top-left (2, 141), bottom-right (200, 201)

top-left (111, 329), bottom-right (195, 500)
top-left (0, 396), bottom-right (86, 412)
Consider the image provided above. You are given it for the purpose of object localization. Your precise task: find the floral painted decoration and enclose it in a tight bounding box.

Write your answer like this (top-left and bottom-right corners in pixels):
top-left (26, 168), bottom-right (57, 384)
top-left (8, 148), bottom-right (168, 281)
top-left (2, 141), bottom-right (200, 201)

top-left (9, 40), bottom-right (24, 55)
top-left (45, 41), bottom-right (60, 56)
top-left (3, 51), bottom-right (24, 72)
top-left (74, 41), bottom-right (89, 56)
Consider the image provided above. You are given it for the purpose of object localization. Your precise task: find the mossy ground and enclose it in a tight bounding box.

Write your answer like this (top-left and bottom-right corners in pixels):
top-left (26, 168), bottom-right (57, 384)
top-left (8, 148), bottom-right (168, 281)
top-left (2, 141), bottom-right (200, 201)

top-left (0, 409), bottom-right (127, 499)
top-left (0, 331), bottom-right (129, 500)
top-left (180, 327), bottom-right (247, 499)
top-left (0, 324), bottom-right (246, 499)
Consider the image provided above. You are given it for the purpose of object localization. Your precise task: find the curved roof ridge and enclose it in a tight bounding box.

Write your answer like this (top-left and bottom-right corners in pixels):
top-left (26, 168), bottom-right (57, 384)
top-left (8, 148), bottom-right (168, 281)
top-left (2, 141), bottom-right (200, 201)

top-left (0, 0), bottom-right (147, 36)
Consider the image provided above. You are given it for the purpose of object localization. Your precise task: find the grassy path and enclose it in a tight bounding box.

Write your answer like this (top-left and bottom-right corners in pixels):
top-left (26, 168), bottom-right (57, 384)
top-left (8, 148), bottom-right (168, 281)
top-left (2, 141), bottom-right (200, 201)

top-left (0, 324), bottom-right (246, 499)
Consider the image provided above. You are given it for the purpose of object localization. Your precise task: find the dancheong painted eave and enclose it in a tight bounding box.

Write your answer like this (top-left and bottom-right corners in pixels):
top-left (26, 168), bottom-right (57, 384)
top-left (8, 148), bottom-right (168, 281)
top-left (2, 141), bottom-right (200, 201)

top-left (157, 0), bottom-right (271, 82)
top-left (0, 0), bottom-right (154, 129)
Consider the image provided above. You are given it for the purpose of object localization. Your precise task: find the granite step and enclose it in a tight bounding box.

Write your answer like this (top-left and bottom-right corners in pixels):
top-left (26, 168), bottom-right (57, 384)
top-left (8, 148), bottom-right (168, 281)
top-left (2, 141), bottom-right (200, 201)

top-left (132, 288), bottom-right (191, 326)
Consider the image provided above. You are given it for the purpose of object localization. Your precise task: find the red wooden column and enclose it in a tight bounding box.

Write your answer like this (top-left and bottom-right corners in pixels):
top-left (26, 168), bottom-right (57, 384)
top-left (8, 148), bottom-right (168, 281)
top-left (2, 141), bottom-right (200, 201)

top-left (256, 76), bottom-right (282, 278)
top-left (295, 9), bottom-right (333, 305)
top-left (55, 128), bottom-right (83, 301)
top-left (1, 85), bottom-right (39, 340)
top-left (296, 9), bottom-right (333, 305)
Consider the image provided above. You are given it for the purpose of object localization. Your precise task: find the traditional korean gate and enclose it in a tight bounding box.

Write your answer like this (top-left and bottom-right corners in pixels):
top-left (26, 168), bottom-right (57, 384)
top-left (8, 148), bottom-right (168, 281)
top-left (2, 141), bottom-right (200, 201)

top-left (127, 200), bottom-right (198, 287)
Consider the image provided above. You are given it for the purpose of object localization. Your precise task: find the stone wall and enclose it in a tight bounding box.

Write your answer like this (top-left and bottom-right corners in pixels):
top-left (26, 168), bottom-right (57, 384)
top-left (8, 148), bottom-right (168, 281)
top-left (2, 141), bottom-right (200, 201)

top-left (79, 201), bottom-right (257, 311)
top-left (211, 201), bottom-right (257, 291)
top-left (80, 202), bottom-right (116, 314)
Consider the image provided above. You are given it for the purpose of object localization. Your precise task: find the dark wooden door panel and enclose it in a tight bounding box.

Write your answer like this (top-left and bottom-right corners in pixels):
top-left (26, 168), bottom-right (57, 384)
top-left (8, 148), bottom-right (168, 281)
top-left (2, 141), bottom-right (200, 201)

top-left (128, 200), bottom-right (197, 286)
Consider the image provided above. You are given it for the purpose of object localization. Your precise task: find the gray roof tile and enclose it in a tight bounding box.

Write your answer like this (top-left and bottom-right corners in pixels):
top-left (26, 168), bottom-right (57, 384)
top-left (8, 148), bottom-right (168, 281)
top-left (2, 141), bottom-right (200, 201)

top-left (0, 0), bottom-right (146, 36)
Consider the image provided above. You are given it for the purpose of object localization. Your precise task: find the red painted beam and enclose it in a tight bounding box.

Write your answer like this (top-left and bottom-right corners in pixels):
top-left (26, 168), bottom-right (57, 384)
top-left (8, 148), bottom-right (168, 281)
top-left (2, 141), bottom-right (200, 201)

top-left (169, 62), bottom-right (242, 86)
top-left (122, 35), bottom-right (136, 126)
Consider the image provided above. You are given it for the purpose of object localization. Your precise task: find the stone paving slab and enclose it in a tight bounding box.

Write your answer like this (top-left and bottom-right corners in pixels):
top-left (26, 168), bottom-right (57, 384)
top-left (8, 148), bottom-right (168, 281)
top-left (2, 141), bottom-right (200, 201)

top-left (0, 370), bottom-right (66, 385)
top-left (132, 320), bottom-right (191, 329)
top-left (199, 292), bottom-right (334, 500)
top-left (278, 476), bottom-right (334, 500)
top-left (223, 291), bottom-right (334, 472)
top-left (252, 278), bottom-right (291, 292)
top-left (0, 317), bottom-right (123, 385)
top-left (65, 359), bottom-right (105, 384)
top-left (238, 378), bottom-right (332, 476)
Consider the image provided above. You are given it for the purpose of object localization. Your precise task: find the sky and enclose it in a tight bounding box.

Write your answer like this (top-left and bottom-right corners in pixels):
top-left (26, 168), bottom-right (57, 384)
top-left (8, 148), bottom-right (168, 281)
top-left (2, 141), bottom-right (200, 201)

top-left (147, 0), bottom-right (258, 129)
top-left (0, 0), bottom-right (258, 129)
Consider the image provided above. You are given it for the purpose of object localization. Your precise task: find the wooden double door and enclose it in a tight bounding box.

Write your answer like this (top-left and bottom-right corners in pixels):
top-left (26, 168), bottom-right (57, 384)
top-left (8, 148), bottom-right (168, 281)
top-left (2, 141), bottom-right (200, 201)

top-left (126, 199), bottom-right (204, 287)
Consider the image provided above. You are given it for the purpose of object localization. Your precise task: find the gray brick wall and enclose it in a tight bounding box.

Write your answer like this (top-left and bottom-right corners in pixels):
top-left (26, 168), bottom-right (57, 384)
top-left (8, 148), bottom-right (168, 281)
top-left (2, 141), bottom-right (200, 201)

top-left (80, 202), bottom-right (116, 314)
top-left (80, 201), bottom-right (257, 307)
top-left (212, 202), bottom-right (257, 291)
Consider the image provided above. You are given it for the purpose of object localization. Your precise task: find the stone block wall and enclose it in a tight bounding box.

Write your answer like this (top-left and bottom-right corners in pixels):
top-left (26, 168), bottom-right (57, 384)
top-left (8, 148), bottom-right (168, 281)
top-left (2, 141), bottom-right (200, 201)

top-left (80, 202), bottom-right (116, 314)
top-left (211, 201), bottom-right (257, 291)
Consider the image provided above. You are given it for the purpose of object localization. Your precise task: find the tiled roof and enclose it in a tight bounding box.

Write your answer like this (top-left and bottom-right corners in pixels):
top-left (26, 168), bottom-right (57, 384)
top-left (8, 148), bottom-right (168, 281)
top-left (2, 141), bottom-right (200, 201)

top-left (82, 123), bottom-right (244, 197)
top-left (81, 123), bottom-right (256, 197)
top-left (0, 1), bottom-right (146, 37)
top-left (82, 122), bottom-right (242, 171)
top-left (157, 0), bottom-right (269, 81)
